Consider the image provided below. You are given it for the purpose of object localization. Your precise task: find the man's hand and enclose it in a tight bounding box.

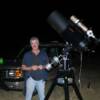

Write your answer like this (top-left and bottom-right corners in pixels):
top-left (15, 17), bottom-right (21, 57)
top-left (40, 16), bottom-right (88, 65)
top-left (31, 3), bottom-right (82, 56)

top-left (31, 65), bottom-right (45, 71)
top-left (31, 65), bottom-right (39, 71)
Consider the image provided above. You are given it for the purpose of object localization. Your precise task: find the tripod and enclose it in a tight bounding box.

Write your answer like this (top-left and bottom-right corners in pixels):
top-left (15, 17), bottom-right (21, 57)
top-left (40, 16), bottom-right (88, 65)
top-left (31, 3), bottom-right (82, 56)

top-left (45, 46), bottom-right (83, 100)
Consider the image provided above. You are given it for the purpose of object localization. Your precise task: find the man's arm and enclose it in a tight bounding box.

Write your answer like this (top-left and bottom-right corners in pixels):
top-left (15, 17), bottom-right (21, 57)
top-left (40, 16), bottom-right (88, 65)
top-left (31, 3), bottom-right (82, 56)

top-left (21, 64), bottom-right (39, 71)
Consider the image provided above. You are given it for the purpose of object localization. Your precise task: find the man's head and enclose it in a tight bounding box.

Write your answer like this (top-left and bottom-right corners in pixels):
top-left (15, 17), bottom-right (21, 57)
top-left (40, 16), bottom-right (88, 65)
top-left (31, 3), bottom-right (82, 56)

top-left (30, 37), bottom-right (40, 50)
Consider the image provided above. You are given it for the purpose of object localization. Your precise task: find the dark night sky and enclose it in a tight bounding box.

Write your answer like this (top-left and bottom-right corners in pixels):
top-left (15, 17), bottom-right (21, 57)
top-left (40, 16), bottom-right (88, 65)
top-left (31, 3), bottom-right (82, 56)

top-left (0, 0), bottom-right (100, 58)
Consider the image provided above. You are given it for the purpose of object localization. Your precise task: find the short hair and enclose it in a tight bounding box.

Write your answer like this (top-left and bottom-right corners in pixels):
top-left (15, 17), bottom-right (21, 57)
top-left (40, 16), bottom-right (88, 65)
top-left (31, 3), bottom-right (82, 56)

top-left (30, 36), bottom-right (40, 45)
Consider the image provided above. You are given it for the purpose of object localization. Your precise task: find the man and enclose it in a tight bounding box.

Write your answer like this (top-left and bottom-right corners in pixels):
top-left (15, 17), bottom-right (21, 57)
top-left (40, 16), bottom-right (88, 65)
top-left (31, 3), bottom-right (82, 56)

top-left (21, 37), bottom-right (49, 100)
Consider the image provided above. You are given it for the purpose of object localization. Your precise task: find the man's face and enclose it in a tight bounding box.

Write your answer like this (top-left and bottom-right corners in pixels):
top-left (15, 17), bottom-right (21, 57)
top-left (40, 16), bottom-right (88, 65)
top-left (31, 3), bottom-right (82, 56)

top-left (31, 39), bottom-right (39, 50)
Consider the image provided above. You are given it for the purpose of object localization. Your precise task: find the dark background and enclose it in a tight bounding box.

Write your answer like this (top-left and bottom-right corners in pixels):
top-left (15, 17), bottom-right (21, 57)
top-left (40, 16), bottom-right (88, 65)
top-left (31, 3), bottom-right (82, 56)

top-left (0, 0), bottom-right (100, 58)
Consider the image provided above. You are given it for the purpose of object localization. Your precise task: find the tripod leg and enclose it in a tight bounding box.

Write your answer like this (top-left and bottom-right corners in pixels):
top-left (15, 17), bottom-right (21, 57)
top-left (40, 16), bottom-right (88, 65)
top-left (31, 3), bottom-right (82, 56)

top-left (72, 81), bottom-right (83, 100)
top-left (45, 79), bottom-right (57, 100)
top-left (63, 77), bottom-right (70, 100)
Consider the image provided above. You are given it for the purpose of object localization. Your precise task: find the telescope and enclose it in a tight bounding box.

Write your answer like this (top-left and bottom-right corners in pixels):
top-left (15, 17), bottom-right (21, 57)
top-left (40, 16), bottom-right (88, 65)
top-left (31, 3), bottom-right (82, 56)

top-left (45, 10), bottom-right (100, 100)
top-left (47, 10), bottom-right (99, 50)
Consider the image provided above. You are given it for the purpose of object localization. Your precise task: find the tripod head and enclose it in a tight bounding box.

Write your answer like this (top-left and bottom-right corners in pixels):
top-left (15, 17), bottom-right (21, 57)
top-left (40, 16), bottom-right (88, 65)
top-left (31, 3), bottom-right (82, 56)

top-left (62, 42), bottom-right (72, 55)
top-left (45, 42), bottom-right (74, 73)
top-left (58, 42), bottom-right (73, 71)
